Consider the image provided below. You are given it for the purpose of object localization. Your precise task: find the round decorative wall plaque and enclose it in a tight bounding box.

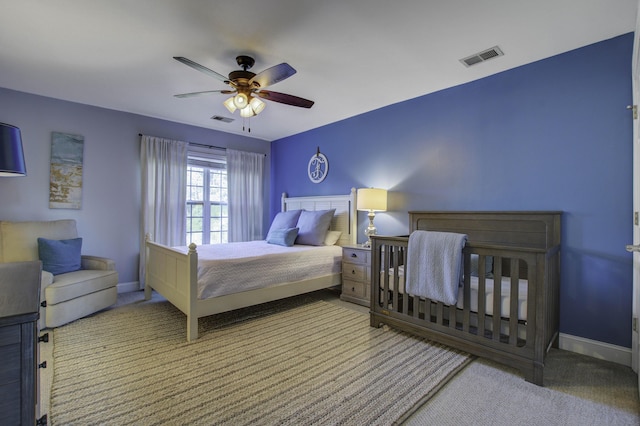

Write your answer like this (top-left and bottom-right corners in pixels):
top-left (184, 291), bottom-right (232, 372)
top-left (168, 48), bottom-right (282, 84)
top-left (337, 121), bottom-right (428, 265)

top-left (307, 151), bottom-right (329, 183)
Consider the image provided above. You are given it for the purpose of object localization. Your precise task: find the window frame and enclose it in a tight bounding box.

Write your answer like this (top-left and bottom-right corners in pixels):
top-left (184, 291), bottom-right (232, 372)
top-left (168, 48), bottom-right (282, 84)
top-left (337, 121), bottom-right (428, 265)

top-left (185, 146), bottom-right (228, 245)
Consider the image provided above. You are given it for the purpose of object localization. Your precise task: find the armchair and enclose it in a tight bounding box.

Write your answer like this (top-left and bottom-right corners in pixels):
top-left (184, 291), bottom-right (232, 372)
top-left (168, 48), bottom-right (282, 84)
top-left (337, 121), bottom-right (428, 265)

top-left (0, 219), bottom-right (118, 329)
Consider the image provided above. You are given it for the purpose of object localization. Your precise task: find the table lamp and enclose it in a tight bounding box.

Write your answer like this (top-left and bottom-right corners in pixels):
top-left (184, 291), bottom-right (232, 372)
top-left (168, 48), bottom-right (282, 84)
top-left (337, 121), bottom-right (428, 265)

top-left (357, 187), bottom-right (387, 247)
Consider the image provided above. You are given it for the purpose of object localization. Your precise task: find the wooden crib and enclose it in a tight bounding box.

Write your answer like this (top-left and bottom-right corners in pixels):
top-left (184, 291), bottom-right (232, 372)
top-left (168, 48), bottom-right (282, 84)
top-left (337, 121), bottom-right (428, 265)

top-left (370, 211), bottom-right (561, 386)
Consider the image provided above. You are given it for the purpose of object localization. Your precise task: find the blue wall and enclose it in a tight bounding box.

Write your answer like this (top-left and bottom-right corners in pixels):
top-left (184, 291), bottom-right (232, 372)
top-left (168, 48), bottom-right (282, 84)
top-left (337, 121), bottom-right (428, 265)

top-left (271, 33), bottom-right (634, 348)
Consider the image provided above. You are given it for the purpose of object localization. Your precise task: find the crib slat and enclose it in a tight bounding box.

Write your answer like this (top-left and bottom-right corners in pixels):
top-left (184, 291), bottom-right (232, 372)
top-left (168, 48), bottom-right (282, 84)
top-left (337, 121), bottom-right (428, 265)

top-left (435, 300), bottom-right (443, 325)
top-left (449, 303), bottom-right (457, 329)
top-left (477, 271), bottom-right (486, 338)
top-left (463, 257), bottom-right (471, 333)
top-left (492, 255), bottom-right (502, 342)
top-left (509, 258), bottom-right (519, 346)
top-left (382, 244), bottom-right (390, 309)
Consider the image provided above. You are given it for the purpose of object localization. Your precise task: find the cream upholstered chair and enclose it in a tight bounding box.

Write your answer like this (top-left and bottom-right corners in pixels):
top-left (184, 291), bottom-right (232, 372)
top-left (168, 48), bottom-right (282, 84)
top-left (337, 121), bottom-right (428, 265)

top-left (0, 219), bottom-right (118, 329)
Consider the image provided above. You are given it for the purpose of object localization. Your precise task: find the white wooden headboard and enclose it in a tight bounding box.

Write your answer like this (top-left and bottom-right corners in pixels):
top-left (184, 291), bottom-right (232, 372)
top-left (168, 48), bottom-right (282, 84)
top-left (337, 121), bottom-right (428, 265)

top-left (281, 188), bottom-right (357, 246)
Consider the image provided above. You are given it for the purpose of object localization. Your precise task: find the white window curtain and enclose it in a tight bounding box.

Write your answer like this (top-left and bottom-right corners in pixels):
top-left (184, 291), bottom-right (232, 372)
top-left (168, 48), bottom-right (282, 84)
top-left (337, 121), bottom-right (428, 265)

top-left (139, 135), bottom-right (188, 288)
top-left (227, 148), bottom-right (264, 242)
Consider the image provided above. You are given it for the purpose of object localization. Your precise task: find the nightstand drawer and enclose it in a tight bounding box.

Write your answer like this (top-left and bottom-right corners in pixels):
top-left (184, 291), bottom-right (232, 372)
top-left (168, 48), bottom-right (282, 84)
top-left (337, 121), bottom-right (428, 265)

top-left (343, 248), bottom-right (369, 265)
top-left (342, 279), bottom-right (367, 299)
top-left (342, 262), bottom-right (368, 282)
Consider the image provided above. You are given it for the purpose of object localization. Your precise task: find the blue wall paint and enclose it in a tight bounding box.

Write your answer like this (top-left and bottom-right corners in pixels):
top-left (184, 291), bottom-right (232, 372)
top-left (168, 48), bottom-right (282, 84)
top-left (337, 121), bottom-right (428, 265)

top-left (271, 34), bottom-right (634, 347)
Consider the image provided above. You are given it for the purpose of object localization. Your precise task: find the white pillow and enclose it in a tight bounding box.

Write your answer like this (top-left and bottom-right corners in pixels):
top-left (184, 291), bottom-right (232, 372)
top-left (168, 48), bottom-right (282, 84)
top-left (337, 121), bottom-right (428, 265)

top-left (324, 230), bottom-right (342, 245)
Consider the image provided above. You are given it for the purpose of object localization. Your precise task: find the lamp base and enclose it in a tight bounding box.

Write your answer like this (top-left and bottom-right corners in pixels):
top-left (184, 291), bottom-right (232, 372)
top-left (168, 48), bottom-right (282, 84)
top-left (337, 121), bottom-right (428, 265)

top-left (363, 211), bottom-right (377, 248)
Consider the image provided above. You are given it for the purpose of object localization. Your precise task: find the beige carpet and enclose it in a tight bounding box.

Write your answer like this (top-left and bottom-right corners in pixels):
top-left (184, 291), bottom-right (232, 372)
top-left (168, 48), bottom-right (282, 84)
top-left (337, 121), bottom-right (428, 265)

top-left (49, 295), bottom-right (471, 425)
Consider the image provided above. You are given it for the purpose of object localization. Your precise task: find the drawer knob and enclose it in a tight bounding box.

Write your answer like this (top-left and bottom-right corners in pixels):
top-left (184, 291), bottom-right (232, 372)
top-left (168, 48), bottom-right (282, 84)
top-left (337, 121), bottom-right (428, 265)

top-left (351, 270), bottom-right (356, 274)
top-left (351, 253), bottom-right (357, 258)
top-left (39, 361), bottom-right (47, 369)
top-left (39, 333), bottom-right (49, 343)
top-left (352, 287), bottom-right (355, 291)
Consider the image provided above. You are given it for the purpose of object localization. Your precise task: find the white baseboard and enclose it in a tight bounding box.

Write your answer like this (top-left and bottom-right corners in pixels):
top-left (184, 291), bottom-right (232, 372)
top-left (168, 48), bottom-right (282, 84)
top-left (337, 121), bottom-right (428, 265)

top-left (559, 333), bottom-right (632, 367)
top-left (116, 281), bottom-right (140, 293)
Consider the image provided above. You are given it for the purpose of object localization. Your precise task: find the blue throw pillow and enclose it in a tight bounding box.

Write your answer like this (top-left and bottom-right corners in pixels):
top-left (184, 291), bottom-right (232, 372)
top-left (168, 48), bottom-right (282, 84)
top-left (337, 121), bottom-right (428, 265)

top-left (37, 237), bottom-right (82, 275)
top-left (295, 209), bottom-right (335, 246)
top-left (266, 210), bottom-right (302, 240)
top-left (266, 227), bottom-right (299, 247)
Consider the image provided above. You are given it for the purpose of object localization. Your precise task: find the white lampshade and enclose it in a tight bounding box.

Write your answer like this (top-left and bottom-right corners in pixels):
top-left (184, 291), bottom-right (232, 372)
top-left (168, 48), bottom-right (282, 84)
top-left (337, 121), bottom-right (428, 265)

top-left (233, 92), bottom-right (249, 109)
top-left (223, 97), bottom-right (237, 113)
top-left (240, 105), bottom-right (255, 118)
top-left (357, 188), bottom-right (387, 211)
top-left (250, 96), bottom-right (265, 114)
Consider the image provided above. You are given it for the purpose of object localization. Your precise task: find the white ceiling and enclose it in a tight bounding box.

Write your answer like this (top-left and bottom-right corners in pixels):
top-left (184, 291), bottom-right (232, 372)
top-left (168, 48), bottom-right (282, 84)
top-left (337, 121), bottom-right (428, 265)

top-left (0, 1), bottom-right (637, 141)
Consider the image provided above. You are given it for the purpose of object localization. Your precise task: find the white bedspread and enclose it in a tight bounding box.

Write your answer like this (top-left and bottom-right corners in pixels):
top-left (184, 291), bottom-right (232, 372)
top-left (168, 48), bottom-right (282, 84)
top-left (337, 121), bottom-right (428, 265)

top-left (175, 241), bottom-right (342, 299)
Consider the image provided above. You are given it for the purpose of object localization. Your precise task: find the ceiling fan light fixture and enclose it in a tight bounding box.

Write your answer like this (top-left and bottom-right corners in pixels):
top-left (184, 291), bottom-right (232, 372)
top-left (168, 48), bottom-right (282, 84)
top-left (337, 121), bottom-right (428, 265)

top-left (250, 97), bottom-right (265, 115)
top-left (233, 92), bottom-right (249, 109)
top-left (223, 97), bottom-right (237, 113)
top-left (240, 105), bottom-right (255, 118)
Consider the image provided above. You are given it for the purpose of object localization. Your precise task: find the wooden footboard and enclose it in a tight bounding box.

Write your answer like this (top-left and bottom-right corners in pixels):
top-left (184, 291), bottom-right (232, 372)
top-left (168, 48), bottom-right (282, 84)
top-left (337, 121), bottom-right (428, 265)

top-left (144, 238), bottom-right (343, 342)
top-left (144, 239), bottom-right (199, 341)
top-left (370, 211), bottom-right (561, 386)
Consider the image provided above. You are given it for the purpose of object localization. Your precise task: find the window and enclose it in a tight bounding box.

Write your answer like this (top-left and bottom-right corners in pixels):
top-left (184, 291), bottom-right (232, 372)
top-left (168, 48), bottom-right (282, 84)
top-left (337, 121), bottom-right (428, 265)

top-left (186, 148), bottom-right (227, 245)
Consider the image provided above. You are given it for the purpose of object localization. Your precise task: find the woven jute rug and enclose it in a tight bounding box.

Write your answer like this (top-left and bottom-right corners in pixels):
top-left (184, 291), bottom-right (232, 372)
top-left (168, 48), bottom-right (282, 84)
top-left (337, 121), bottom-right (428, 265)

top-left (49, 295), bottom-right (471, 425)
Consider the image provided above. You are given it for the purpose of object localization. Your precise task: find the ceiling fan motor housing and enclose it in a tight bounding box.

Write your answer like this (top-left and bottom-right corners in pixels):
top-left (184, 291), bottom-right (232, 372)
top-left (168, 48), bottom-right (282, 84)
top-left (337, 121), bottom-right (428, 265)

top-left (236, 55), bottom-right (255, 70)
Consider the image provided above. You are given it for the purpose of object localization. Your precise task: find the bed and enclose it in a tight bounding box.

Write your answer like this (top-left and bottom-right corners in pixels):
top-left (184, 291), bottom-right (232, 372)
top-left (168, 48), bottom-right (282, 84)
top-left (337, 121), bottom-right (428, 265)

top-left (144, 189), bottom-right (357, 341)
top-left (370, 211), bottom-right (561, 386)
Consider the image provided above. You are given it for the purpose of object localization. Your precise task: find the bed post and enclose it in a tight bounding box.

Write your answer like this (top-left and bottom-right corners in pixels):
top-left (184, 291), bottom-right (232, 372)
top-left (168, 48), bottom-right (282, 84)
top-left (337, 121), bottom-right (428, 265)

top-left (144, 233), bottom-right (153, 301)
top-left (281, 192), bottom-right (287, 212)
top-left (186, 242), bottom-right (199, 342)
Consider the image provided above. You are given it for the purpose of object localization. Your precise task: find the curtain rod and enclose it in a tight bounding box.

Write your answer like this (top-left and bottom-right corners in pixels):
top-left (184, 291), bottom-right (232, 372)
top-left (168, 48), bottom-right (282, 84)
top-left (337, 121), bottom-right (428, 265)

top-left (138, 133), bottom-right (226, 151)
top-left (138, 133), bottom-right (266, 156)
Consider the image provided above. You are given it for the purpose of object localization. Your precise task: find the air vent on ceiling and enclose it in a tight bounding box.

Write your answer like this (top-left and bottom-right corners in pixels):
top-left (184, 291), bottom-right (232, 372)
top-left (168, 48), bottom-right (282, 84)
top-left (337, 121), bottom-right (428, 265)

top-left (460, 46), bottom-right (504, 67)
top-left (211, 115), bottom-right (234, 123)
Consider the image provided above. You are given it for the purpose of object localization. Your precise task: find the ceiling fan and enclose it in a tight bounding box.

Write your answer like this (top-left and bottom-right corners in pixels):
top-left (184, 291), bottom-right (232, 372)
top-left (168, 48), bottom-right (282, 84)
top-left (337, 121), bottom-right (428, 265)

top-left (173, 55), bottom-right (314, 118)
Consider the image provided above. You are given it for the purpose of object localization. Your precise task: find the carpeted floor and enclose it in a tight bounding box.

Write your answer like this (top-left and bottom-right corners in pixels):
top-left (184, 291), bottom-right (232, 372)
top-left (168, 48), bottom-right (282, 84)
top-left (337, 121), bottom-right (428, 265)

top-left (46, 291), bottom-right (470, 425)
top-left (39, 289), bottom-right (640, 425)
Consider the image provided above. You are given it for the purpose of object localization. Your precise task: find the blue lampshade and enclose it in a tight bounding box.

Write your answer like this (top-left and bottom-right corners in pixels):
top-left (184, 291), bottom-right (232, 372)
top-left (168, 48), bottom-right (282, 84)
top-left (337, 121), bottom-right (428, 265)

top-left (0, 123), bottom-right (26, 177)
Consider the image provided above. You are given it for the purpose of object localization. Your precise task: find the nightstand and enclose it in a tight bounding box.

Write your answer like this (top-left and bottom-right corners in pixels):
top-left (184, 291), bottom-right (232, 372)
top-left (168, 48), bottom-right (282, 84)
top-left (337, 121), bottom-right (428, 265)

top-left (340, 245), bottom-right (371, 307)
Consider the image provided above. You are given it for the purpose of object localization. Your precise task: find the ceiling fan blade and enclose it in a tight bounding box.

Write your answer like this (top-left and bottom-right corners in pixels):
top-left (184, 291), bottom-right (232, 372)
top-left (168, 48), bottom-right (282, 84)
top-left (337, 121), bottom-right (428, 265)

top-left (173, 57), bottom-right (229, 83)
top-left (250, 63), bottom-right (296, 88)
top-left (257, 90), bottom-right (314, 108)
top-left (174, 90), bottom-right (234, 98)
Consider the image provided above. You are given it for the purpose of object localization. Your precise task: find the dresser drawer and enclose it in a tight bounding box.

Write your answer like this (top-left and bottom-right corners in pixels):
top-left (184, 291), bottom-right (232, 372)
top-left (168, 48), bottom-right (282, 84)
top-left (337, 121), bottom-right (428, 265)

top-left (342, 248), bottom-right (369, 265)
top-left (342, 279), bottom-right (367, 299)
top-left (342, 262), bottom-right (369, 282)
top-left (0, 323), bottom-right (20, 346)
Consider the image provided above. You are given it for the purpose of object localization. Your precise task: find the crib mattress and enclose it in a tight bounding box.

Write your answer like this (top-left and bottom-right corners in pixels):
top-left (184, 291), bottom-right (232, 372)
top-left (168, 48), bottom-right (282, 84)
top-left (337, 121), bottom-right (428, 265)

top-left (175, 241), bottom-right (342, 300)
top-left (380, 266), bottom-right (528, 320)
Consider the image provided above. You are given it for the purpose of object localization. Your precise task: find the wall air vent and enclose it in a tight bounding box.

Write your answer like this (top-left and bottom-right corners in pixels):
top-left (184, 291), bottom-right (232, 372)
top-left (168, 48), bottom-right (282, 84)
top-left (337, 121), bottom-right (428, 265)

top-left (460, 46), bottom-right (504, 67)
top-left (211, 115), bottom-right (234, 123)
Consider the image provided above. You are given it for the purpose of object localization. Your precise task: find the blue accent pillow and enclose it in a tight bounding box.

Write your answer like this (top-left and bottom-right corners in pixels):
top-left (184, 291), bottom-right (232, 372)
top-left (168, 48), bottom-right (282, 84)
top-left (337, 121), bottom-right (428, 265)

top-left (295, 209), bottom-right (335, 246)
top-left (266, 227), bottom-right (299, 247)
top-left (266, 210), bottom-right (302, 240)
top-left (37, 237), bottom-right (82, 275)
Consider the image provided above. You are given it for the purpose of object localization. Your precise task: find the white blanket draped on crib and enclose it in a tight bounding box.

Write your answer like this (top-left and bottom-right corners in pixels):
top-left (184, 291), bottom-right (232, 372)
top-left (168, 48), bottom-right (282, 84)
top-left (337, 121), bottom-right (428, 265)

top-left (405, 230), bottom-right (467, 304)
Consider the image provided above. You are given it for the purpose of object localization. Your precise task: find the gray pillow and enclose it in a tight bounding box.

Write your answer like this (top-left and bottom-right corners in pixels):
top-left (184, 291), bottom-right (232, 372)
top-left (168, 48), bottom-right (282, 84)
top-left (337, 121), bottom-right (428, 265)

top-left (266, 209), bottom-right (302, 240)
top-left (295, 209), bottom-right (335, 246)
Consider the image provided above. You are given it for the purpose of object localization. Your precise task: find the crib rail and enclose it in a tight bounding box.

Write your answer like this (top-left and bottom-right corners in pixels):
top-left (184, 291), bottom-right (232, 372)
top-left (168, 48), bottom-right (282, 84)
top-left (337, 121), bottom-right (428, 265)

top-left (370, 235), bottom-right (560, 385)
